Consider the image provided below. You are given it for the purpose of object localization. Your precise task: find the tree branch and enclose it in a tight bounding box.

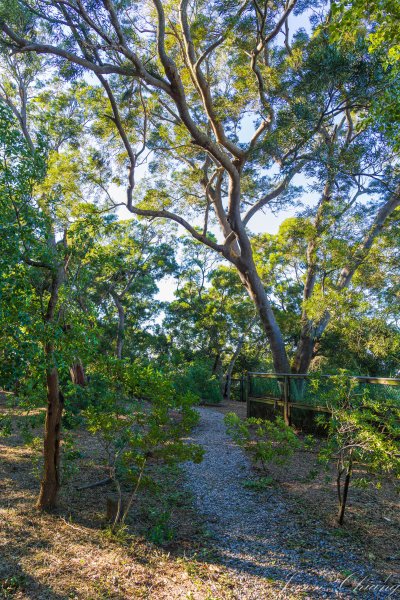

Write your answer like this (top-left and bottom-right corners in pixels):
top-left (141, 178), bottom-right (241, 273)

top-left (242, 168), bottom-right (301, 225)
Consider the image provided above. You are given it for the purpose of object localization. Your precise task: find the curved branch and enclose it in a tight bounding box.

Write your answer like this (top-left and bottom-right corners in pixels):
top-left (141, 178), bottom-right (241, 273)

top-left (126, 203), bottom-right (224, 254)
top-left (260, 0), bottom-right (297, 48)
top-left (337, 186), bottom-right (400, 289)
top-left (180, 0), bottom-right (245, 160)
top-left (0, 20), bottom-right (172, 93)
top-left (242, 167), bottom-right (301, 225)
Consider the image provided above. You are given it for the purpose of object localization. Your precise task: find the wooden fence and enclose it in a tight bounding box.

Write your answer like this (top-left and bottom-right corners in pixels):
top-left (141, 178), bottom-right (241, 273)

top-left (237, 372), bottom-right (400, 431)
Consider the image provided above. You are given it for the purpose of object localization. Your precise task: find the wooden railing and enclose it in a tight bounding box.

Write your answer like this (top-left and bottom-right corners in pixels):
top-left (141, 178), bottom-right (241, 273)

top-left (240, 372), bottom-right (400, 426)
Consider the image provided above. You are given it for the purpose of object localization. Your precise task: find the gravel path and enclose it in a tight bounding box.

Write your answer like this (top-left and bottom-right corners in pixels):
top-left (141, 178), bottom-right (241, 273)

top-left (184, 407), bottom-right (395, 599)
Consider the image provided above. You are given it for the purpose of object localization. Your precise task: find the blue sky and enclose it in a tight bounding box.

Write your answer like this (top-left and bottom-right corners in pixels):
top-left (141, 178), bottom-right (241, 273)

top-left (113, 8), bottom-right (319, 301)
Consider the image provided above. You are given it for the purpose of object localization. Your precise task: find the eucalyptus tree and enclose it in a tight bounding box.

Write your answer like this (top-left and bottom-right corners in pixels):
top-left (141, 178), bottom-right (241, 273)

top-left (0, 100), bottom-right (69, 509)
top-left (0, 68), bottom-right (73, 510)
top-left (253, 216), bottom-right (400, 375)
top-left (81, 219), bottom-right (176, 359)
top-left (1, 0), bottom-right (399, 375)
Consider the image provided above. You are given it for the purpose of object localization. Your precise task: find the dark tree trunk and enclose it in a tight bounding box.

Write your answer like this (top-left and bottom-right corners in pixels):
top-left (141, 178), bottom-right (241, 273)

top-left (70, 359), bottom-right (87, 386)
top-left (212, 352), bottom-right (222, 376)
top-left (291, 331), bottom-right (315, 375)
top-left (37, 359), bottom-right (64, 510)
top-left (337, 458), bottom-right (352, 525)
top-left (37, 260), bottom-right (65, 510)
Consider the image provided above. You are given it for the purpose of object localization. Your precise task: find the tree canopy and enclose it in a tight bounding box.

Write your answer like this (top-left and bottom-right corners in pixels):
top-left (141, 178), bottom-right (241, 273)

top-left (1, 0), bottom-right (398, 377)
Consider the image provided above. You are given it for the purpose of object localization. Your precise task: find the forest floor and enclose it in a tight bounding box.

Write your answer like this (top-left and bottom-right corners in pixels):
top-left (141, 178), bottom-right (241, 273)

top-left (0, 399), bottom-right (237, 599)
top-left (212, 400), bottom-right (400, 577)
top-left (0, 397), bottom-right (399, 599)
top-left (185, 405), bottom-right (399, 599)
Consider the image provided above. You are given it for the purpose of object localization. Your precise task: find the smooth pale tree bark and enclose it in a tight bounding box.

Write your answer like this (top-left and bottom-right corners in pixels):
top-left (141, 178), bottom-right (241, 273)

top-left (292, 186), bottom-right (400, 375)
top-left (236, 256), bottom-right (290, 373)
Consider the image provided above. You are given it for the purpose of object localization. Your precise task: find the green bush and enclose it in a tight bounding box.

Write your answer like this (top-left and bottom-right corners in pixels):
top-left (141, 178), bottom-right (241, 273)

top-left (224, 412), bottom-right (301, 473)
top-left (242, 476), bottom-right (274, 490)
top-left (315, 372), bottom-right (400, 524)
top-left (173, 360), bottom-right (222, 404)
top-left (83, 357), bottom-right (203, 528)
top-left (0, 414), bottom-right (12, 437)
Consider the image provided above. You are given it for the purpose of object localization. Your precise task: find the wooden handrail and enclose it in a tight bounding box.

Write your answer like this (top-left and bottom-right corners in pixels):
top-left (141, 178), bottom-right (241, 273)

top-left (246, 373), bottom-right (400, 385)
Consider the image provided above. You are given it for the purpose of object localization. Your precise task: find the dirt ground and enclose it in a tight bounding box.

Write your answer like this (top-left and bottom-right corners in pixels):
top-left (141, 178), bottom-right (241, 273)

top-left (0, 396), bottom-right (399, 599)
top-left (0, 399), bottom-right (238, 600)
top-left (214, 400), bottom-right (400, 579)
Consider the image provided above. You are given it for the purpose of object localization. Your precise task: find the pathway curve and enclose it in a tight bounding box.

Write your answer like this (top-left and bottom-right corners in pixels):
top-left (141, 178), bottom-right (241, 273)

top-left (184, 407), bottom-right (391, 599)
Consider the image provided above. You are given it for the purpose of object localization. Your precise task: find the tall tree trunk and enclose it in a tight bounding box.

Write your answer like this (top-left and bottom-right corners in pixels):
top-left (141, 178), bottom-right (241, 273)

top-left (236, 261), bottom-right (290, 374)
top-left (291, 330), bottom-right (315, 374)
top-left (291, 180), bottom-right (330, 375)
top-left (212, 351), bottom-right (222, 376)
top-left (70, 359), bottom-right (87, 386)
top-left (37, 356), bottom-right (64, 510)
top-left (292, 186), bottom-right (400, 375)
top-left (37, 262), bottom-right (65, 510)
top-left (292, 313), bottom-right (330, 375)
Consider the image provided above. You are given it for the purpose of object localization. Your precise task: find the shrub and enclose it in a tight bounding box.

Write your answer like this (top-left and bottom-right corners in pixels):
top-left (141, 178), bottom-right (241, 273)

top-left (316, 372), bottom-right (400, 524)
top-left (84, 358), bottom-right (203, 528)
top-left (242, 476), bottom-right (274, 490)
top-left (0, 414), bottom-right (12, 437)
top-left (173, 359), bottom-right (222, 404)
top-left (224, 412), bottom-right (301, 473)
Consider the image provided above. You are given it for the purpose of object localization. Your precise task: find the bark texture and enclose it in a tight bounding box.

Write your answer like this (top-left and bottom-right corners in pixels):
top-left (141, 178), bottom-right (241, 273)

top-left (37, 363), bottom-right (64, 510)
top-left (237, 260), bottom-right (290, 374)
top-left (37, 260), bottom-right (66, 510)
top-left (70, 359), bottom-right (87, 386)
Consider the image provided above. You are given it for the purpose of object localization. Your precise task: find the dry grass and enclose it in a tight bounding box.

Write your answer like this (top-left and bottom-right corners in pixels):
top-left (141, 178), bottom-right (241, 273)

top-left (0, 401), bottom-right (237, 600)
top-left (266, 442), bottom-right (400, 578)
top-left (1, 396), bottom-right (398, 599)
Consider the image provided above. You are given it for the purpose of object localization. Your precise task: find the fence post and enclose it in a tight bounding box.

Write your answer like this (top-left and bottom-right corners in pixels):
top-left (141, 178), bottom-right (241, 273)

top-left (283, 375), bottom-right (291, 426)
top-left (246, 372), bottom-right (250, 417)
